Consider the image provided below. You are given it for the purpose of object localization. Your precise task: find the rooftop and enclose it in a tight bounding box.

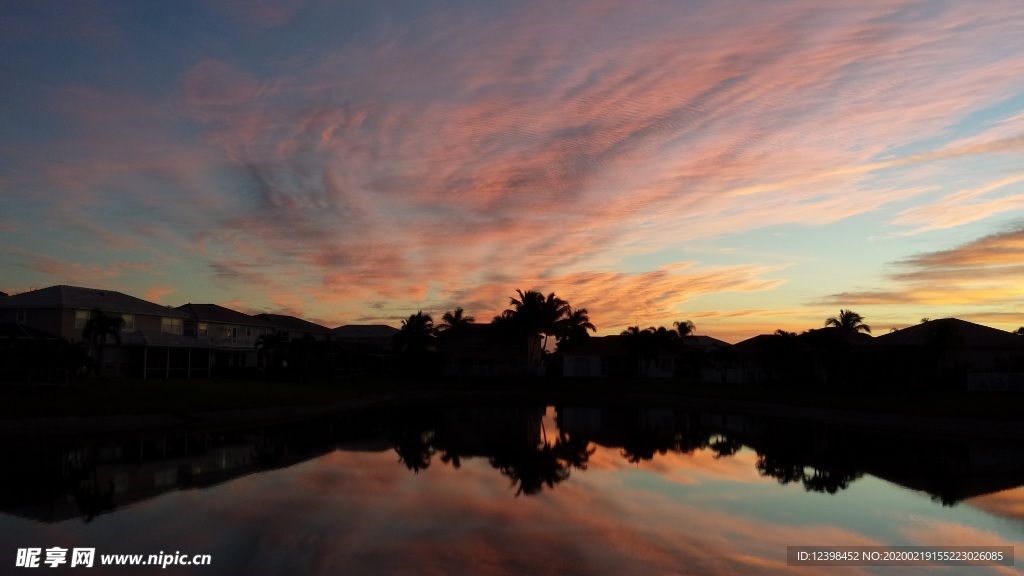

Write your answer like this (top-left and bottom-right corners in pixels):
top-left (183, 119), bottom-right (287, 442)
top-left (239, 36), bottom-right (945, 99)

top-left (177, 304), bottom-right (270, 327)
top-left (253, 313), bottom-right (332, 335)
top-left (332, 324), bottom-right (399, 339)
top-left (874, 318), bottom-right (1024, 349)
top-left (0, 285), bottom-right (187, 318)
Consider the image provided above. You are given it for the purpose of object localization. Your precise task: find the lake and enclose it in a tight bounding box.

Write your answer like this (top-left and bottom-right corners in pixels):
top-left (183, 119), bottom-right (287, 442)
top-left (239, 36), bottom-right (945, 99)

top-left (1, 399), bottom-right (1021, 574)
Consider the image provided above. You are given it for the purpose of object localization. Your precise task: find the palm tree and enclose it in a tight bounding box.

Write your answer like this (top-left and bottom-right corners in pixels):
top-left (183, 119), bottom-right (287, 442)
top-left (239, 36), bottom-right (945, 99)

top-left (393, 311), bottom-right (436, 353)
top-left (673, 319), bottom-right (696, 337)
top-left (501, 289), bottom-right (570, 372)
top-left (555, 306), bottom-right (596, 350)
top-left (1014, 326), bottom-right (1024, 336)
top-left (81, 309), bottom-right (124, 381)
top-left (255, 333), bottom-right (286, 376)
top-left (824, 309), bottom-right (871, 334)
top-left (437, 307), bottom-right (475, 333)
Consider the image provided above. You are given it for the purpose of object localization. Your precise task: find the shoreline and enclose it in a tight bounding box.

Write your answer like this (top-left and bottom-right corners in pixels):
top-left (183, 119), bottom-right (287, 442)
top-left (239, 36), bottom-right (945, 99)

top-left (1, 388), bottom-right (1021, 441)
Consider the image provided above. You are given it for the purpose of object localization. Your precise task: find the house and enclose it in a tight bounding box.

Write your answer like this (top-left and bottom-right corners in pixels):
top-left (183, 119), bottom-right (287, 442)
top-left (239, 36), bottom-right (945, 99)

top-left (331, 324), bottom-right (399, 354)
top-left (562, 335), bottom-right (674, 378)
top-left (680, 335), bottom-right (740, 383)
top-left (869, 318), bottom-right (1024, 390)
top-left (732, 327), bottom-right (874, 387)
top-left (177, 304), bottom-right (274, 372)
top-left (0, 285), bottom-right (210, 379)
top-left (252, 313), bottom-right (332, 342)
top-left (437, 323), bottom-right (542, 377)
top-left (732, 333), bottom-right (797, 385)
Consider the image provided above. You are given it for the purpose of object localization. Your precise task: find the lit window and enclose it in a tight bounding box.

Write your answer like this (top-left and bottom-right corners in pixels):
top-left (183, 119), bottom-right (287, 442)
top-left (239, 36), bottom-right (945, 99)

top-left (75, 310), bottom-right (91, 329)
top-left (198, 322), bottom-right (208, 337)
top-left (120, 313), bottom-right (135, 331)
top-left (161, 317), bottom-right (183, 334)
top-left (222, 326), bottom-right (234, 338)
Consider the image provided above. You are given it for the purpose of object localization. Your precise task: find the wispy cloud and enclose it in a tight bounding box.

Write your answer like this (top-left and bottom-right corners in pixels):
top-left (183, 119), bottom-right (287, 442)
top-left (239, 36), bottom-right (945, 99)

top-left (891, 175), bottom-right (1024, 234)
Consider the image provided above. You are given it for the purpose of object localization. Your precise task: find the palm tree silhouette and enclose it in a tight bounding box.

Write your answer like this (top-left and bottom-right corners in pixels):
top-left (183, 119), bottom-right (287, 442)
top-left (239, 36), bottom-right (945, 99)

top-left (824, 309), bottom-right (871, 334)
top-left (255, 333), bottom-right (286, 376)
top-left (393, 311), bottom-right (436, 353)
top-left (500, 289), bottom-right (570, 372)
top-left (437, 307), bottom-right (475, 333)
top-left (673, 320), bottom-right (696, 337)
top-left (81, 309), bottom-right (124, 381)
top-left (555, 306), bottom-right (596, 349)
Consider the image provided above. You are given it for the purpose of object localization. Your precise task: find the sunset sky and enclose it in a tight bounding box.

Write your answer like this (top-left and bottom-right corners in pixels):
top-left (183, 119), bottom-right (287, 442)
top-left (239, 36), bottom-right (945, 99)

top-left (4, 1), bottom-right (1024, 341)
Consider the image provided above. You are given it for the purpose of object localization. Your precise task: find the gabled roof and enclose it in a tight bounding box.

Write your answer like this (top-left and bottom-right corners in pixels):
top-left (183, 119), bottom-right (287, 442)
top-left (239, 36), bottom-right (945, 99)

top-left (874, 318), bottom-right (1024, 349)
top-left (733, 333), bottom-right (777, 351)
top-left (177, 304), bottom-right (270, 327)
top-left (800, 326), bottom-right (874, 346)
top-left (0, 285), bottom-right (187, 318)
top-left (682, 335), bottom-right (732, 349)
top-left (253, 313), bottom-right (332, 335)
top-left (332, 324), bottom-right (399, 339)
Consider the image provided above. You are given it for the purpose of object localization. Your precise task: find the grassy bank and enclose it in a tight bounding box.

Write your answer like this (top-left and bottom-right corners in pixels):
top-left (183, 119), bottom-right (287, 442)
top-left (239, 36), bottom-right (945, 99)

top-left (0, 375), bottom-right (1020, 420)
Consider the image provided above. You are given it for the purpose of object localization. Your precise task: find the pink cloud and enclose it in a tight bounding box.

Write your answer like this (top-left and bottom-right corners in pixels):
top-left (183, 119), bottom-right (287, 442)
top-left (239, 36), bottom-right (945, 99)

top-left (144, 285), bottom-right (175, 303)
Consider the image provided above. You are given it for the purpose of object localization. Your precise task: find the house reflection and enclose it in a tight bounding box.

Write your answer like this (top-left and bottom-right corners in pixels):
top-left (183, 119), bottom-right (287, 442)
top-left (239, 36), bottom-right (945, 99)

top-left (2, 402), bottom-right (1023, 523)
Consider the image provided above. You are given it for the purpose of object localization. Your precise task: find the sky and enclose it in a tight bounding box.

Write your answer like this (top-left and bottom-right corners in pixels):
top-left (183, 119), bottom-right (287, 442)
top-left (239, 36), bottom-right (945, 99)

top-left (3, 0), bottom-right (1024, 342)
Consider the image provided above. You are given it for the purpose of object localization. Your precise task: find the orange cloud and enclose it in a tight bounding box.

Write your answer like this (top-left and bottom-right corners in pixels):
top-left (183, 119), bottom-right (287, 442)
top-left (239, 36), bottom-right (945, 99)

top-left (144, 285), bottom-right (175, 303)
top-left (820, 227), bottom-right (1024, 328)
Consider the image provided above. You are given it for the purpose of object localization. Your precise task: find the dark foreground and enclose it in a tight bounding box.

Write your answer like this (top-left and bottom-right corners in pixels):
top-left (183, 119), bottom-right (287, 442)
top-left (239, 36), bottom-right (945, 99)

top-left (0, 376), bottom-right (1021, 441)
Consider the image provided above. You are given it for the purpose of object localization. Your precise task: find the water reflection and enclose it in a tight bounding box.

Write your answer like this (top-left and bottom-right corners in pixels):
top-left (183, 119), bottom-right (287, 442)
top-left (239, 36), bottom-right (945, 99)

top-left (3, 401), bottom-right (1023, 523)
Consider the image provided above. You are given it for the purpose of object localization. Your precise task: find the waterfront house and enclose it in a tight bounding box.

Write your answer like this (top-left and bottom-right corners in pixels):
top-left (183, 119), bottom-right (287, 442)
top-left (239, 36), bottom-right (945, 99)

top-left (869, 318), bottom-right (1024, 390)
top-left (0, 285), bottom-right (210, 379)
top-left (177, 304), bottom-right (274, 373)
top-left (437, 323), bottom-right (542, 377)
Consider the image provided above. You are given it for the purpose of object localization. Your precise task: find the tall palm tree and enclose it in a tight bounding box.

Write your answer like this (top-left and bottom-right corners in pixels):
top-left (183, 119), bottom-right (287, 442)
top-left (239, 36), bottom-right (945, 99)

top-left (502, 289), bottom-right (570, 372)
top-left (393, 311), bottom-right (436, 353)
top-left (824, 309), bottom-right (871, 334)
top-left (81, 309), bottom-right (124, 381)
top-left (620, 325), bottom-right (655, 377)
top-left (437, 307), bottom-right (475, 333)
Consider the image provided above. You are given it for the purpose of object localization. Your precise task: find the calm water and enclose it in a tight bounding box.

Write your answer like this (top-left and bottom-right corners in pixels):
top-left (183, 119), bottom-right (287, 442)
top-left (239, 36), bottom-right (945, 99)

top-left (1, 401), bottom-right (1021, 575)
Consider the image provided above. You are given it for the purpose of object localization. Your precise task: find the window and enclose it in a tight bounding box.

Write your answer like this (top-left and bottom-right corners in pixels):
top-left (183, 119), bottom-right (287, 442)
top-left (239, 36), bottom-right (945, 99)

top-left (222, 326), bottom-right (235, 339)
top-left (198, 322), bottom-right (208, 337)
top-left (15, 309), bottom-right (26, 324)
top-left (75, 309), bottom-right (91, 329)
top-left (119, 313), bottom-right (135, 331)
top-left (161, 317), bottom-right (182, 334)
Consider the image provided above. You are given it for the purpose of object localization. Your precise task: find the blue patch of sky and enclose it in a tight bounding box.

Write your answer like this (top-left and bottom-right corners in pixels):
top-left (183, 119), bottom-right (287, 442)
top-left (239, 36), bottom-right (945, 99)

top-left (949, 92), bottom-right (1024, 140)
top-left (879, 92), bottom-right (1024, 162)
